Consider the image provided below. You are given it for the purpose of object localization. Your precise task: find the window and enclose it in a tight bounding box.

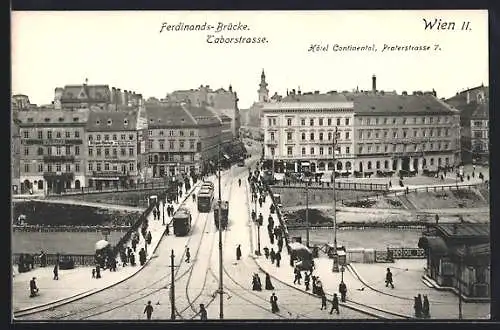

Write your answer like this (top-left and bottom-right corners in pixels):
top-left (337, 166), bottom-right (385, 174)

top-left (169, 130), bottom-right (174, 137)
top-left (422, 117), bottom-right (426, 124)
top-left (74, 131), bottom-right (80, 138)
top-left (270, 132), bottom-right (275, 141)
top-left (47, 131), bottom-right (52, 139)
top-left (383, 118), bottom-right (387, 125)
top-left (328, 147), bottom-right (333, 155)
top-left (56, 163), bottom-right (61, 171)
top-left (104, 134), bottom-right (109, 141)
top-left (159, 130), bottom-right (164, 136)
top-left (287, 147), bottom-right (293, 155)
top-left (368, 145), bottom-right (372, 153)
top-left (376, 145), bottom-right (380, 152)
top-left (287, 118), bottom-right (292, 126)
top-left (273, 118), bottom-right (277, 125)
top-left (38, 164), bottom-right (43, 172)
top-left (75, 146), bottom-right (80, 155)
top-left (268, 118), bottom-right (272, 126)
top-left (337, 118), bottom-right (341, 126)
top-left (129, 134), bottom-right (134, 140)
top-left (319, 147), bottom-right (324, 155)
top-left (24, 163), bottom-right (30, 173)
top-left (37, 147), bottom-right (43, 156)
top-left (310, 119), bottom-right (314, 126)
top-left (180, 131), bottom-right (184, 137)
top-left (113, 134), bottom-right (117, 141)
top-left (88, 163), bottom-right (93, 171)
top-left (190, 131), bottom-right (195, 137)
top-left (89, 148), bottom-right (93, 156)
top-left (319, 133), bottom-right (323, 141)
top-left (367, 131), bottom-right (371, 139)
top-left (66, 164), bottom-right (71, 172)
top-left (160, 141), bottom-right (165, 150)
top-left (148, 130), bottom-right (153, 136)
top-left (270, 147), bottom-right (275, 156)
top-left (430, 117), bottom-right (434, 124)
top-left (47, 147), bottom-right (52, 155)
top-left (392, 118), bottom-right (396, 124)
top-left (37, 131), bottom-right (43, 139)
top-left (287, 132), bottom-right (292, 141)
top-left (319, 118), bottom-right (323, 126)
top-left (23, 131), bottom-right (29, 138)
top-left (95, 163), bottom-right (100, 171)
top-left (129, 148), bottom-right (134, 156)
top-left (129, 163), bottom-right (134, 171)
top-left (105, 163), bottom-right (110, 171)
top-left (358, 146), bottom-right (363, 154)
top-left (64, 131), bottom-right (70, 138)
top-left (376, 161), bottom-right (381, 169)
top-left (121, 164), bottom-right (126, 173)
top-left (56, 131), bottom-right (61, 138)
top-left (169, 141), bottom-right (174, 149)
top-left (301, 118), bottom-right (306, 126)
top-left (168, 153), bottom-right (174, 161)
top-left (403, 118), bottom-right (407, 125)
top-left (403, 131), bottom-right (407, 138)
top-left (121, 148), bottom-right (126, 156)
top-left (56, 146), bottom-right (62, 155)
top-left (47, 164), bottom-right (52, 172)
top-left (359, 131), bottom-right (363, 139)
top-left (121, 134), bottom-right (126, 140)
top-left (301, 147), bottom-right (306, 155)
top-left (190, 141), bottom-right (195, 149)
top-left (346, 146), bottom-right (350, 154)
top-left (65, 146), bottom-right (71, 155)
top-left (375, 131), bottom-right (379, 138)
top-left (97, 134), bottom-right (101, 141)
top-left (393, 131), bottom-right (397, 138)
top-left (104, 148), bottom-right (110, 156)
top-left (96, 148), bottom-right (101, 156)
top-left (112, 148), bottom-right (117, 156)
top-left (180, 141), bottom-right (185, 148)
top-left (301, 133), bottom-right (306, 141)
top-left (375, 118), bottom-right (379, 125)
top-left (328, 132), bottom-right (332, 140)
top-left (328, 118), bottom-right (332, 126)
top-left (24, 147), bottom-right (29, 156)
top-left (310, 147), bottom-right (315, 155)
top-left (413, 130), bottom-right (417, 137)
top-left (310, 133), bottom-right (315, 140)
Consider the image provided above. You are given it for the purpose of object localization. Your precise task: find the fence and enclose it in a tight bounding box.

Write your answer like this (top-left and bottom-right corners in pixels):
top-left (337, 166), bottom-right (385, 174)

top-left (13, 253), bottom-right (96, 267)
top-left (389, 182), bottom-right (488, 197)
top-left (12, 225), bottom-right (130, 233)
top-left (374, 247), bottom-right (425, 263)
top-left (46, 180), bottom-right (179, 197)
top-left (272, 181), bottom-right (389, 192)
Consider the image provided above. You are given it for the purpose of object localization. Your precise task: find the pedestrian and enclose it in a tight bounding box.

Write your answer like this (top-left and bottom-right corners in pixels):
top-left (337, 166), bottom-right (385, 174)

top-left (139, 248), bottom-right (147, 266)
top-left (252, 274), bottom-right (262, 291)
top-left (53, 264), bottom-right (59, 280)
top-left (422, 295), bottom-right (430, 318)
top-left (153, 209), bottom-right (157, 220)
top-left (275, 251), bottom-right (281, 267)
top-left (132, 238), bottom-right (137, 252)
top-left (270, 248), bottom-right (276, 264)
top-left (236, 244), bottom-right (242, 261)
top-left (92, 268), bottom-right (96, 278)
top-left (263, 247), bottom-right (270, 259)
top-left (29, 277), bottom-right (39, 297)
top-left (199, 303), bottom-right (208, 320)
top-left (270, 292), bottom-right (279, 313)
top-left (95, 265), bottom-right (101, 279)
top-left (329, 293), bottom-right (340, 314)
top-left (385, 268), bottom-right (395, 289)
top-left (259, 197), bottom-right (263, 208)
top-left (414, 296), bottom-right (422, 318)
top-left (192, 193), bottom-right (196, 202)
top-left (339, 281), bottom-right (347, 302)
top-left (185, 247), bottom-right (191, 263)
top-left (265, 272), bottom-right (274, 290)
top-left (146, 231), bottom-right (152, 245)
top-left (321, 293), bottom-right (327, 310)
top-left (144, 301), bottom-right (154, 320)
top-left (304, 272), bottom-right (311, 291)
top-left (40, 250), bottom-right (47, 267)
top-left (268, 227), bottom-right (275, 245)
top-left (130, 252), bottom-right (136, 266)
top-left (416, 294), bottom-right (423, 318)
top-left (293, 268), bottom-right (302, 285)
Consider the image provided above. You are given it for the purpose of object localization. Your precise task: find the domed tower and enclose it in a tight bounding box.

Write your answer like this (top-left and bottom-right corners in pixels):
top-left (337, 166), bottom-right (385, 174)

top-left (258, 69), bottom-right (269, 103)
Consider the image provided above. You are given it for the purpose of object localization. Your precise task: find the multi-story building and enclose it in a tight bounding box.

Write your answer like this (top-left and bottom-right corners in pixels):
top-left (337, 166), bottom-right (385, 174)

top-left (11, 111), bottom-right (21, 194)
top-left (85, 110), bottom-right (144, 189)
top-left (261, 75), bottom-right (461, 175)
top-left (145, 104), bottom-right (221, 177)
top-left (12, 94), bottom-right (31, 110)
top-left (54, 81), bottom-right (143, 111)
top-left (17, 109), bottom-right (89, 194)
top-left (261, 93), bottom-right (355, 173)
top-left (470, 102), bottom-right (489, 164)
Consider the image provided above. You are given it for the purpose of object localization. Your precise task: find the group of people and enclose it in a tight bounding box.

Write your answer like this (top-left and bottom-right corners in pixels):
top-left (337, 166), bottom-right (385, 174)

top-left (251, 272), bottom-right (275, 291)
top-left (414, 294), bottom-right (431, 318)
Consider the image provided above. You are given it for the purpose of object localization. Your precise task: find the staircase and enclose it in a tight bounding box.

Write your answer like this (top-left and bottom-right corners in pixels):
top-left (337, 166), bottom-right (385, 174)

top-left (398, 195), bottom-right (417, 211)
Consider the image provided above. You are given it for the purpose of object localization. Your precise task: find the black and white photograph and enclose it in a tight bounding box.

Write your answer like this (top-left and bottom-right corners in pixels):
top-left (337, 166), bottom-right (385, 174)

top-left (11, 10), bottom-right (491, 321)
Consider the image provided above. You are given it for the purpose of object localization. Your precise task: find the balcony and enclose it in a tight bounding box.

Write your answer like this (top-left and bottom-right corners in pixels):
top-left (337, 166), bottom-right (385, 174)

top-left (265, 140), bottom-right (278, 146)
top-left (92, 171), bottom-right (128, 178)
top-left (104, 154), bottom-right (119, 159)
top-left (43, 155), bottom-right (76, 162)
top-left (43, 172), bottom-right (74, 180)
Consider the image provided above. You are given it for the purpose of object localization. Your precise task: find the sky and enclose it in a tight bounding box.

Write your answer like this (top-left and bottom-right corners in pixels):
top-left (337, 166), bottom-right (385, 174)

top-left (12, 10), bottom-right (488, 109)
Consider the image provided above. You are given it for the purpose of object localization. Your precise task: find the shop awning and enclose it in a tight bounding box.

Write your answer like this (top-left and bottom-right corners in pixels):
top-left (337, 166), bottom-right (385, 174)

top-left (418, 236), bottom-right (448, 256)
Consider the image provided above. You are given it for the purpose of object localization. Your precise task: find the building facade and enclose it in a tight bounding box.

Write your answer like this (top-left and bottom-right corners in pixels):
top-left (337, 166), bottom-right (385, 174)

top-left (261, 96), bottom-right (355, 173)
top-left (11, 112), bottom-right (21, 194)
top-left (470, 103), bottom-right (489, 164)
top-left (17, 109), bottom-right (89, 194)
top-left (85, 110), bottom-right (143, 189)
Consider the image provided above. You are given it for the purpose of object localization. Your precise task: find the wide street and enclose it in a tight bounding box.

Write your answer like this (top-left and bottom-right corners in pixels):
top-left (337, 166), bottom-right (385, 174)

top-left (18, 142), bottom-right (373, 320)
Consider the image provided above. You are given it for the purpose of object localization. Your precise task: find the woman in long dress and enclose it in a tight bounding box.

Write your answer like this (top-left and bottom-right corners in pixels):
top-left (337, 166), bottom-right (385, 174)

top-left (265, 272), bottom-right (274, 290)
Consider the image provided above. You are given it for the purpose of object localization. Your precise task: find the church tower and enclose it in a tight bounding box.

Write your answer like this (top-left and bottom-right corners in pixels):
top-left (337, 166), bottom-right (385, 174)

top-left (258, 69), bottom-right (269, 103)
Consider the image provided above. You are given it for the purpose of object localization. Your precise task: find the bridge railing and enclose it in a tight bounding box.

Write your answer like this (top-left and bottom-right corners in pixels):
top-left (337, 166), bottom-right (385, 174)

top-left (13, 253), bottom-right (95, 267)
top-left (46, 181), bottom-right (178, 197)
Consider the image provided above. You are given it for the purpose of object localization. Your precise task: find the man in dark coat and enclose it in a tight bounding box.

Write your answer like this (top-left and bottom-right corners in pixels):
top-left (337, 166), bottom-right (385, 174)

top-left (275, 251), bottom-right (281, 267)
top-left (304, 272), bottom-right (311, 291)
top-left (139, 248), bottom-right (147, 266)
top-left (270, 293), bottom-right (279, 313)
top-left (40, 250), bottom-right (47, 267)
top-left (144, 301), bottom-right (154, 320)
top-left (386, 268), bottom-right (395, 288)
top-left (29, 277), bottom-right (39, 297)
top-left (95, 265), bottom-right (101, 279)
top-left (236, 245), bottom-right (242, 261)
top-left (329, 293), bottom-right (340, 314)
top-left (339, 281), bottom-right (347, 302)
top-left (53, 264), bottom-right (59, 280)
top-left (270, 248), bottom-right (276, 264)
top-left (146, 231), bottom-right (152, 245)
top-left (130, 252), bottom-right (136, 266)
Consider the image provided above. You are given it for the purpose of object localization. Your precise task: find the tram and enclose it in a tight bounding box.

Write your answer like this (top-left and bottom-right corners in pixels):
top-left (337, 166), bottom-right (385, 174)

top-left (214, 200), bottom-right (229, 230)
top-left (197, 186), bottom-right (214, 212)
top-left (172, 209), bottom-right (192, 236)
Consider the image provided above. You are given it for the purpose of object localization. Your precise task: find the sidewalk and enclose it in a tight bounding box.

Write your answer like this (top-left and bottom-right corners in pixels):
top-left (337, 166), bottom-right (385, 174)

top-left (246, 179), bottom-right (490, 320)
top-left (12, 178), bottom-right (199, 316)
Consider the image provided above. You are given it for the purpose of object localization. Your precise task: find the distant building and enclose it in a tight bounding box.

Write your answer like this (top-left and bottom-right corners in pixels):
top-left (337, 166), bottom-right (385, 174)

top-left (145, 104), bottom-right (222, 177)
top-left (16, 109), bottom-right (89, 194)
top-left (54, 80), bottom-right (143, 111)
top-left (470, 102), bottom-right (489, 164)
top-left (12, 94), bottom-right (31, 110)
top-left (85, 110), bottom-right (145, 189)
top-left (445, 84), bottom-right (489, 164)
top-left (11, 112), bottom-right (21, 194)
top-left (419, 223), bottom-right (490, 298)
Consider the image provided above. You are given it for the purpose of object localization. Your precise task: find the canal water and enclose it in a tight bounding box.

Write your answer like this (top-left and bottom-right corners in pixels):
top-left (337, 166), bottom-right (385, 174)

top-left (287, 227), bottom-right (422, 250)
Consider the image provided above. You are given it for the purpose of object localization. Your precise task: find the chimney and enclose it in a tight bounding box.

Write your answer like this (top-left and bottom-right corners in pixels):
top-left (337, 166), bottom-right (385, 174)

top-left (124, 90), bottom-right (129, 105)
top-left (111, 87), bottom-right (116, 104)
top-left (372, 74), bottom-right (377, 93)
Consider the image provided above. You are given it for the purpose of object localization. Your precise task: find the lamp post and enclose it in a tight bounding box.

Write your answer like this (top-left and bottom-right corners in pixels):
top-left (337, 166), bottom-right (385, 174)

top-left (332, 127), bottom-right (340, 273)
top-left (170, 249), bottom-right (175, 320)
top-left (305, 180), bottom-right (310, 247)
top-left (162, 200), bottom-right (165, 225)
top-left (340, 265), bottom-right (345, 283)
top-left (217, 143), bottom-right (224, 319)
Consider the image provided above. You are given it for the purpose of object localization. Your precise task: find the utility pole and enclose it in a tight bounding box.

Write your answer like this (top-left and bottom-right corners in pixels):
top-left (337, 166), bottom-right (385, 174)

top-left (170, 249), bottom-right (175, 320)
top-left (332, 127), bottom-right (339, 272)
top-left (458, 245), bottom-right (465, 320)
top-left (305, 181), bottom-right (309, 247)
top-left (217, 143), bottom-right (224, 319)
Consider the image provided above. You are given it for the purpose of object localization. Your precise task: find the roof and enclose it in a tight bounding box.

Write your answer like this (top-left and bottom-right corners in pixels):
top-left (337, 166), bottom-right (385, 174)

top-left (86, 110), bottom-right (139, 132)
top-left (454, 243), bottom-right (490, 257)
top-left (60, 84), bottom-right (111, 102)
top-left (418, 236), bottom-right (448, 256)
top-left (261, 101), bottom-right (354, 111)
top-left (436, 223), bottom-right (489, 238)
top-left (349, 93), bottom-right (459, 115)
top-left (282, 93), bottom-right (349, 103)
top-left (471, 103), bottom-right (489, 120)
top-left (16, 109), bottom-right (89, 126)
top-left (145, 104), bottom-right (197, 128)
top-left (184, 105), bottom-right (221, 126)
